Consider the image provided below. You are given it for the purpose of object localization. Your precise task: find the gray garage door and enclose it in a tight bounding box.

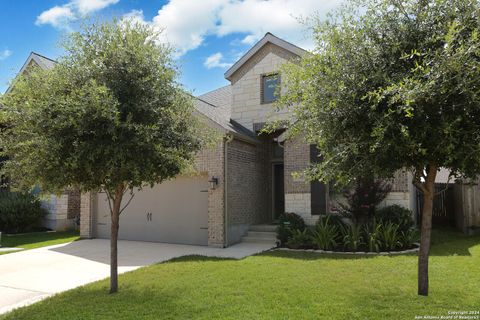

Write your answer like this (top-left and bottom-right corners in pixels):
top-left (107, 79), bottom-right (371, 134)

top-left (93, 175), bottom-right (209, 245)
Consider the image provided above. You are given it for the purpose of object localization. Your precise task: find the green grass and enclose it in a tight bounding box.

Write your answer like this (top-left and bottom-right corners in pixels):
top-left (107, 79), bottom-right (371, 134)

top-left (0, 231), bottom-right (79, 255)
top-left (2, 228), bottom-right (479, 320)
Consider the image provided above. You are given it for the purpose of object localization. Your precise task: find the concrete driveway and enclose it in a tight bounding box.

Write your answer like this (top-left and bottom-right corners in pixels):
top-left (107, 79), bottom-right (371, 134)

top-left (0, 239), bottom-right (274, 315)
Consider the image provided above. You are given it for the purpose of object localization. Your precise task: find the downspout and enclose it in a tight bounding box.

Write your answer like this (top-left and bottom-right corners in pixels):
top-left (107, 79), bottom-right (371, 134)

top-left (224, 133), bottom-right (234, 247)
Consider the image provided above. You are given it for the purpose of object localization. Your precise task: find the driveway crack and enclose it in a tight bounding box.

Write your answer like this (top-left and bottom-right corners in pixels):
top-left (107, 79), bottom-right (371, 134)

top-left (0, 284), bottom-right (50, 295)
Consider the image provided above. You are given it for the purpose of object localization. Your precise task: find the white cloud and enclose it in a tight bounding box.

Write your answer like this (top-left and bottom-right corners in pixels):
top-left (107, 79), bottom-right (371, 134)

top-left (151, 0), bottom-right (225, 56)
top-left (125, 0), bottom-right (343, 56)
top-left (204, 52), bottom-right (233, 69)
top-left (36, 0), bottom-right (119, 28)
top-left (122, 9), bottom-right (147, 25)
top-left (72, 0), bottom-right (119, 15)
top-left (0, 49), bottom-right (12, 61)
top-left (36, 6), bottom-right (74, 27)
top-left (241, 34), bottom-right (258, 45)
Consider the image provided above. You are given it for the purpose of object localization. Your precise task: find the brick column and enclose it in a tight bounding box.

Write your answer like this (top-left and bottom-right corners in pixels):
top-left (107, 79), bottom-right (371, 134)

top-left (284, 136), bottom-right (317, 224)
top-left (195, 140), bottom-right (226, 247)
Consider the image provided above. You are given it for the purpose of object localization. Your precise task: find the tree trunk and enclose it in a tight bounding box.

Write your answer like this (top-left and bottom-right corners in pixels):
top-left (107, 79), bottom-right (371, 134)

top-left (418, 165), bottom-right (437, 296)
top-left (109, 184), bottom-right (124, 294)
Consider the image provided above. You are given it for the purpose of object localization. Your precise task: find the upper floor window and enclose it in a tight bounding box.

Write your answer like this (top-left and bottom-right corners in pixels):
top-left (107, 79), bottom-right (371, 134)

top-left (261, 73), bottom-right (280, 104)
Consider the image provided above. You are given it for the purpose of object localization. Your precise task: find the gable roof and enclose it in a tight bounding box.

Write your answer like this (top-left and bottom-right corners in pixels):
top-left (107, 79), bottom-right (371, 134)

top-left (5, 52), bottom-right (56, 94)
top-left (30, 52), bottom-right (57, 70)
top-left (224, 33), bottom-right (307, 81)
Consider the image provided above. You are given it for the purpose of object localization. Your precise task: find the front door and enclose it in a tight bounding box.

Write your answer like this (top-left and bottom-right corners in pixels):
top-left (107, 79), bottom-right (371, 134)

top-left (273, 163), bottom-right (285, 219)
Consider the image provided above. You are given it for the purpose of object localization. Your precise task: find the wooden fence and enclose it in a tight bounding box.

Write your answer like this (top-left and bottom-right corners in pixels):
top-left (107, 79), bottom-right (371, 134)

top-left (416, 183), bottom-right (455, 227)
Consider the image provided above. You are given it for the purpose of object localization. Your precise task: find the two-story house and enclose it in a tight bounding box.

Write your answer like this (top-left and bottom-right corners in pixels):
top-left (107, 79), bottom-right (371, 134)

top-left (78, 33), bottom-right (417, 247)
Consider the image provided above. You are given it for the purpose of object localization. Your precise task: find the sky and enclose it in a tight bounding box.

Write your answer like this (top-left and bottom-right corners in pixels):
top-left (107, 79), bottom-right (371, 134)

top-left (0, 0), bottom-right (343, 95)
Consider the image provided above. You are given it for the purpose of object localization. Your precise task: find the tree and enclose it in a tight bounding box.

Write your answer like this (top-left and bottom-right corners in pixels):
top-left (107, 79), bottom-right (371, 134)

top-left (0, 20), bottom-right (207, 293)
top-left (278, 0), bottom-right (480, 296)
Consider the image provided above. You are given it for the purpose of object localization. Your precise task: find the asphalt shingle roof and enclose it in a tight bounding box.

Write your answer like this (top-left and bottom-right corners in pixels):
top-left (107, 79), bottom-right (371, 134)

top-left (195, 86), bottom-right (258, 142)
top-left (31, 52), bottom-right (56, 70)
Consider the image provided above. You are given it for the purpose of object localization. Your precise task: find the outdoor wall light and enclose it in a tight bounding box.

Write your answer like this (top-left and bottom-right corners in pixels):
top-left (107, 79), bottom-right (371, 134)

top-left (208, 176), bottom-right (219, 189)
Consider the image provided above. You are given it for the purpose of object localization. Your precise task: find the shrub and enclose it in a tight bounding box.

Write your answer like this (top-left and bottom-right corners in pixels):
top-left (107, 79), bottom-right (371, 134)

top-left (286, 228), bottom-right (312, 249)
top-left (277, 212), bottom-right (306, 246)
top-left (324, 214), bottom-right (347, 235)
top-left (363, 221), bottom-right (382, 253)
top-left (338, 178), bottom-right (392, 225)
top-left (399, 228), bottom-right (419, 249)
top-left (375, 205), bottom-right (415, 233)
top-left (0, 191), bottom-right (48, 233)
top-left (312, 216), bottom-right (339, 250)
top-left (379, 222), bottom-right (401, 251)
top-left (341, 223), bottom-right (364, 252)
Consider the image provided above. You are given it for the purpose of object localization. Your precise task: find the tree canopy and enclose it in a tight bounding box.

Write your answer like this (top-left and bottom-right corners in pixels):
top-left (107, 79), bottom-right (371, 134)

top-left (280, 0), bottom-right (480, 187)
top-left (0, 20), bottom-right (206, 195)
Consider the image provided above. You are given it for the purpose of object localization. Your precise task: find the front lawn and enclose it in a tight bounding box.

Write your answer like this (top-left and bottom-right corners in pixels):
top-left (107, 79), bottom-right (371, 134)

top-left (0, 231), bottom-right (79, 255)
top-left (2, 228), bottom-right (479, 320)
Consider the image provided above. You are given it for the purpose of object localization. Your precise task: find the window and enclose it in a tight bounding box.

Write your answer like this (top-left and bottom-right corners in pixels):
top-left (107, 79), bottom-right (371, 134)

top-left (261, 73), bottom-right (280, 104)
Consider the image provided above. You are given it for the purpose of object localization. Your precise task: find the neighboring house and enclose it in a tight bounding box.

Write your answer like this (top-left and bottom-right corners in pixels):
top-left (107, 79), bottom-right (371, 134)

top-left (4, 52), bottom-right (80, 231)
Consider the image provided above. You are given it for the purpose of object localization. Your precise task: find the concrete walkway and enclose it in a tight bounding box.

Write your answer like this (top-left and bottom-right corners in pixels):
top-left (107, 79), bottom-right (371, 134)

top-left (0, 239), bottom-right (274, 315)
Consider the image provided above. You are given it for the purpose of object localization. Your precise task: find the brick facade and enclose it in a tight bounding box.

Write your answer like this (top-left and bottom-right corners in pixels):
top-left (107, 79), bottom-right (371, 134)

top-left (283, 136), bottom-right (317, 224)
top-left (194, 140), bottom-right (226, 247)
top-left (67, 189), bottom-right (81, 219)
top-left (284, 136), bottom-right (311, 194)
top-left (226, 138), bottom-right (269, 244)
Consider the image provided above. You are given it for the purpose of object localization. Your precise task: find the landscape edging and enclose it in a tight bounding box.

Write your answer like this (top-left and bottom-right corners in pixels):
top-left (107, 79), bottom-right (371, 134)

top-left (275, 243), bottom-right (420, 256)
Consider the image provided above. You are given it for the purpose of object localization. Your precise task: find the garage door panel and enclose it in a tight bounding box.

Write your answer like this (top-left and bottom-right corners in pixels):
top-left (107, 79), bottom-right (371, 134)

top-left (93, 176), bottom-right (209, 245)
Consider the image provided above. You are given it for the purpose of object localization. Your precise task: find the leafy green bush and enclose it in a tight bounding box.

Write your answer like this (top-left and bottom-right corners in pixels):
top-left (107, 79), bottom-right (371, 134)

top-left (399, 228), bottom-right (419, 249)
top-left (379, 222), bottom-right (401, 251)
top-left (276, 212), bottom-right (306, 246)
top-left (375, 205), bottom-right (415, 233)
top-left (363, 222), bottom-right (382, 253)
top-left (0, 191), bottom-right (48, 233)
top-left (286, 229), bottom-right (312, 249)
top-left (324, 214), bottom-right (347, 235)
top-left (312, 216), bottom-right (339, 250)
top-left (341, 223), bottom-right (364, 252)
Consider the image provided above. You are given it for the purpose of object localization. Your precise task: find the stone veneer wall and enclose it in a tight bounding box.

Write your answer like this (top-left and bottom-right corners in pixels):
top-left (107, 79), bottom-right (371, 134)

top-left (379, 170), bottom-right (415, 213)
top-left (226, 138), bottom-right (268, 244)
top-left (80, 192), bottom-right (93, 238)
top-left (379, 192), bottom-right (411, 210)
top-left (230, 42), bottom-right (298, 131)
top-left (43, 191), bottom-right (77, 231)
top-left (79, 141), bottom-right (226, 247)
